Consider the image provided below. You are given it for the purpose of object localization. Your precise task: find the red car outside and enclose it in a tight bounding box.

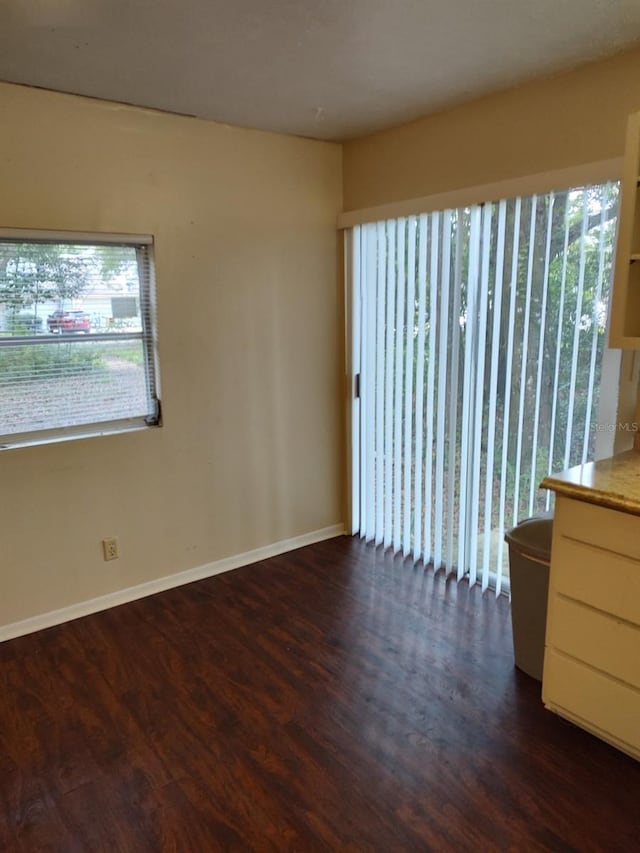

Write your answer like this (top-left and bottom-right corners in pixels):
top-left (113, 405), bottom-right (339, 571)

top-left (47, 310), bottom-right (91, 334)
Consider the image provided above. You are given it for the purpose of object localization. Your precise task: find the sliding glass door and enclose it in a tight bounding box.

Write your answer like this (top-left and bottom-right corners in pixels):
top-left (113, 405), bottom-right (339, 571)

top-left (350, 184), bottom-right (619, 594)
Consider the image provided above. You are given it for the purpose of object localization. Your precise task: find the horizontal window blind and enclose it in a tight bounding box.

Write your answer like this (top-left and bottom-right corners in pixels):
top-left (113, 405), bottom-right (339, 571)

top-left (0, 234), bottom-right (160, 448)
top-left (353, 183), bottom-right (618, 594)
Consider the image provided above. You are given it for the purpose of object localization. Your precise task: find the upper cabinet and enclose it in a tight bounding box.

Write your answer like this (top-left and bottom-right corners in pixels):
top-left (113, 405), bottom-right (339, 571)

top-left (610, 110), bottom-right (640, 348)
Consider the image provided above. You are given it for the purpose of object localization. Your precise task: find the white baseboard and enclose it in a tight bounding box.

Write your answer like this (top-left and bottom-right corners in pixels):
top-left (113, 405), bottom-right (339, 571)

top-left (0, 523), bottom-right (345, 643)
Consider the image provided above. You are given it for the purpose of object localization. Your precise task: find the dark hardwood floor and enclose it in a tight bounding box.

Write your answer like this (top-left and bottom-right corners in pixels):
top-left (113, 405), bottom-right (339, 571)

top-left (0, 535), bottom-right (638, 852)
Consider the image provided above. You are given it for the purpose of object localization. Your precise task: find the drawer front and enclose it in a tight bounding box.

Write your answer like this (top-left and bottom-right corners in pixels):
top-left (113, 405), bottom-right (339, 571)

top-left (550, 534), bottom-right (640, 625)
top-left (549, 595), bottom-right (640, 689)
top-left (555, 497), bottom-right (640, 561)
top-left (543, 649), bottom-right (640, 753)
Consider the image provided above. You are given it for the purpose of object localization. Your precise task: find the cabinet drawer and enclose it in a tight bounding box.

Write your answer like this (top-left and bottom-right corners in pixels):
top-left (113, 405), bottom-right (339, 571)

top-left (555, 497), bottom-right (640, 561)
top-left (543, 649), bottom-right (640, 755)
top-left (549, 595), bottom-right (640, 689)
top-left (551, 534), bottom-right (640, 625)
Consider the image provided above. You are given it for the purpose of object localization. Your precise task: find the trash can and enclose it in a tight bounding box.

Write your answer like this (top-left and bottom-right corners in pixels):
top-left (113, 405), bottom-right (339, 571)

top-left (504, 515), bottom-right (553, 681)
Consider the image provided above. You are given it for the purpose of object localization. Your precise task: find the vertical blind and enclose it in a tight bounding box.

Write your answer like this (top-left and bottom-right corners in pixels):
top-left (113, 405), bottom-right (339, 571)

top-left (352, 184), bottom-right (618, 594)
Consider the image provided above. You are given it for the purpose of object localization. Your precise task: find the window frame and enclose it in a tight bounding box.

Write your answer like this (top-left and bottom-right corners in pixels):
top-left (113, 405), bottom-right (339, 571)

top-left (0, 228), bottom-right (161, 450)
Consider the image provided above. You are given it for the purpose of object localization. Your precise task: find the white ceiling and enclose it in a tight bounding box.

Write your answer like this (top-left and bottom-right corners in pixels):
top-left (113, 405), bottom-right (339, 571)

top-left (1, 0), bottom-right (639, 141)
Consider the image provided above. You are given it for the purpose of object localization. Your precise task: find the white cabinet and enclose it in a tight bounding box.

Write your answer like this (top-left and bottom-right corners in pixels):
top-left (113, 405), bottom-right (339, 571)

top-left (542, 496), bottom-right (640, 761)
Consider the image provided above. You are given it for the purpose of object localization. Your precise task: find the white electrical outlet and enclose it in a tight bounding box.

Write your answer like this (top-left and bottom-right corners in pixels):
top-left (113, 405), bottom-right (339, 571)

top-left (102, 538), bottom-right (119, 561)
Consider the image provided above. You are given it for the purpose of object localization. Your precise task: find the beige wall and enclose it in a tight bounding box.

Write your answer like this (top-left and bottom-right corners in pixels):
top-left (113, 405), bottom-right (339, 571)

top-left (0, 83), bottom-right (343, 628)
top-left (343, 45), bottom-right (640, 211)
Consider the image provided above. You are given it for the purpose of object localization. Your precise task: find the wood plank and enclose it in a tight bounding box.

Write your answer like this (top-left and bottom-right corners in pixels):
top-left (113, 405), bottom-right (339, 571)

top-left (0, 536), bottom-right (638, 851)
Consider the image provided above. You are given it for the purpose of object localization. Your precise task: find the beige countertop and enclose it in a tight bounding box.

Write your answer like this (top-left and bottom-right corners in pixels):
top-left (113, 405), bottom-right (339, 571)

top-left (540, 449), bottom-right (640, 516)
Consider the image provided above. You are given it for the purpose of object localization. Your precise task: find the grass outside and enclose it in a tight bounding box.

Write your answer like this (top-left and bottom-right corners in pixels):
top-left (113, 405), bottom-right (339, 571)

top-left (0, 340), bottom-right (148, 435)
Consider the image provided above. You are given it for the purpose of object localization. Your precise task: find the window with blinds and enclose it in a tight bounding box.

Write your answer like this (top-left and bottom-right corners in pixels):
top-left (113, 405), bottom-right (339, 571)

top-left (0, 230), bottom-right (161, 449)
top-left (351, 183), bottom-right (619, 594)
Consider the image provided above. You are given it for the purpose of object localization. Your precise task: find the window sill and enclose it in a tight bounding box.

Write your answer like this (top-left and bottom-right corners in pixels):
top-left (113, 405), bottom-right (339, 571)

top-left (0, 418), bottom-right (161, 451)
